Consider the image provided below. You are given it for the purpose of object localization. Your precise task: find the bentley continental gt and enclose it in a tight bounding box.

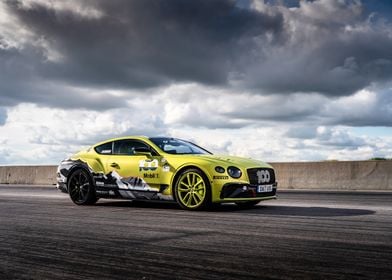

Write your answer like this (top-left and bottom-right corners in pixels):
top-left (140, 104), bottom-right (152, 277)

top-left (57, 136), bottom-right (277, 210)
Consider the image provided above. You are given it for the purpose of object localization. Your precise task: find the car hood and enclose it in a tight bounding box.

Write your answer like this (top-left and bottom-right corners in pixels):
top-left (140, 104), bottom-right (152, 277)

top-left (171, 154), bottom-right (273, 169)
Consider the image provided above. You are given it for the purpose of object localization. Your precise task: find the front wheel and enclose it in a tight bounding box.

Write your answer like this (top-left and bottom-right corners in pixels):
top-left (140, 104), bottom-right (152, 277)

top-left (175, 169), bottom-right (211, 210)
top-left (68, 169), bottom-right (98, 205)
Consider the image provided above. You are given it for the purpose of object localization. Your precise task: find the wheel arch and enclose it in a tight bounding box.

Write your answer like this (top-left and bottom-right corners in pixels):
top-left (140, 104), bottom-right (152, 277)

top-left (170, 164), bottom-right (212, 199)
top-left (68, 163), bottom-right (91, 177)
top-left (64, 162), bottom-right (95, 191)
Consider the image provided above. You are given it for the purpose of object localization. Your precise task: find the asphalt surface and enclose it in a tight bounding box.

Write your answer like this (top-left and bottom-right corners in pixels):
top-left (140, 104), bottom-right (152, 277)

top-left (0, 185), bottom-right (391, 280)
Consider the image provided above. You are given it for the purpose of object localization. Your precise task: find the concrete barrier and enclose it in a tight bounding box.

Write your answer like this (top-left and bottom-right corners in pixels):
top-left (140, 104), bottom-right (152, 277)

top-left (272, 161), bottom-right (392, 191)
top-left (0, 166), bottom-right (57, 185)
top-left (1, 161), bottom-right (392, 190)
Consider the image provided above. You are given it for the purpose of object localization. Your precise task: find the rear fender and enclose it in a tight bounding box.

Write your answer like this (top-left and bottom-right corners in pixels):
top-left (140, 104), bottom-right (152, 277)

top-left (57, 159), bottom-right (98, 192)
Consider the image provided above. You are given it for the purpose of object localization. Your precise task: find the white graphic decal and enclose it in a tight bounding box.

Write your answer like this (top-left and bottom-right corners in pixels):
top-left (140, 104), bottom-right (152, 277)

top-left (157, 194), bottom-right (173, 200)
top-left (110, 170), bottom-right (152, 192)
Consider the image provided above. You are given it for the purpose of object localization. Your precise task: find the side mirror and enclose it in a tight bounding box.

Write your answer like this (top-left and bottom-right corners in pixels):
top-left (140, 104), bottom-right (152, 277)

top-left (133, 147), bottom-right (152, 157)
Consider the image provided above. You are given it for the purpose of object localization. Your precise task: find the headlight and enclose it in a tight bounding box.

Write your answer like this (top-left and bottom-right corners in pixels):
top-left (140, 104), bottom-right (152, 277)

top-left (227, 166), bottom-right (242, 179)
top-left (215, 166), bottom-right (225, 173)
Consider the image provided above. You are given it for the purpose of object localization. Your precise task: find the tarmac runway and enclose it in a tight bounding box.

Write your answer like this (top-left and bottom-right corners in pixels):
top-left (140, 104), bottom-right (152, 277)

top-left (0, 185), bottom-right (391, 280)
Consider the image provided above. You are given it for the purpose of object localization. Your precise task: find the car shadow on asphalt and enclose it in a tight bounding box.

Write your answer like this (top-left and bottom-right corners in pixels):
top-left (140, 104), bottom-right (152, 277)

top-left (96, 199), bottom-right (181, 210)
top-left (216, 204), bottom-right (375, 217)
top-left (95, 200), bottom-right (375, 217)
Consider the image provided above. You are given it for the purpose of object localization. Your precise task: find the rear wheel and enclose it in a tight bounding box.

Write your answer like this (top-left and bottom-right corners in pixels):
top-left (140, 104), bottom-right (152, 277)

top-left (235, 200), bottom-right (261, 209)
top-left (175, 169), bottom-right (211, 210)
top-left (68, 169), bottom-right (98, 205)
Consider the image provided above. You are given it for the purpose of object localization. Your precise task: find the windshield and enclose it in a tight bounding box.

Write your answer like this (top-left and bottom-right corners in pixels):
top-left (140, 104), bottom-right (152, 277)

top-left (149, 137), bottom-right (211, 155)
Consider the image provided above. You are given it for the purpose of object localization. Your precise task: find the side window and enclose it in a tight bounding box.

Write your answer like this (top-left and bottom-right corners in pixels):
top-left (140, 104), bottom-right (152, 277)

top-left (94, 142), bottom-right (113, 155)
top-left (113, 140), bottom-right (151, 155)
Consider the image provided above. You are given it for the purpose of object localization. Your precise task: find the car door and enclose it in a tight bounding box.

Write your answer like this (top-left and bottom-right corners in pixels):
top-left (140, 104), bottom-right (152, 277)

top-left (106, 139), bottom-right (162, 189)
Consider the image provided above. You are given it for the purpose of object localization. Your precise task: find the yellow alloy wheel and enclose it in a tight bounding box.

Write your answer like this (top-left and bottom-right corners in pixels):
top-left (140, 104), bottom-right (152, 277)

top-left (176, 170), bottom-right (208, 210)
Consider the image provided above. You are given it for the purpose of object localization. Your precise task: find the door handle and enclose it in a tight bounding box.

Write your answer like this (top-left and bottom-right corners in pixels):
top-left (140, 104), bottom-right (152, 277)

top-left (110, 162), bottom-right (119, 168)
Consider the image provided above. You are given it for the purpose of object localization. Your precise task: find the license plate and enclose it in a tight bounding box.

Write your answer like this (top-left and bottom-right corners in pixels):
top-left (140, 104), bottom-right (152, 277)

top-left (257, 185), bottom-right (273, 193)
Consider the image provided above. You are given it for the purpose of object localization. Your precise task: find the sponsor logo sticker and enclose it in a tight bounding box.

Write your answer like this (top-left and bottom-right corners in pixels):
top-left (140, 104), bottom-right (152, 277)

top-left (144, 173), bottom-right (158, 179)
top-left (162, 165), bottom-right (170, 172)
top-left (213, 175), bottom-right (229, 180)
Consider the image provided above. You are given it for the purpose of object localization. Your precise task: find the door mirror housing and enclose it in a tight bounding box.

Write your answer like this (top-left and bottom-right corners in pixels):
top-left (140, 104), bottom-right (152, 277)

top-left (133, 147), bottom-right (152, 157)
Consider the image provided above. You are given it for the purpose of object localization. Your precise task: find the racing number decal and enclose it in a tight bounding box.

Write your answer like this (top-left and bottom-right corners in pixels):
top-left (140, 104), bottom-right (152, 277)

top-left (256, 169), bottom-right (271, 184)
top-left (139, 159), bottom-right (160, 179)
top-left (139, 159), bottom-right (159, 171)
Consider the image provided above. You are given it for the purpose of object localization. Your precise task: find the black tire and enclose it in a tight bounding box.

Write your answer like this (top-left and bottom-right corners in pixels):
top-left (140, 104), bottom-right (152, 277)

top-left (68, 169), bottom-right (98, 205)
top-left (174, 168), bottom-right (212, 210)
top-left (235, 200), bottom-right (261, 209)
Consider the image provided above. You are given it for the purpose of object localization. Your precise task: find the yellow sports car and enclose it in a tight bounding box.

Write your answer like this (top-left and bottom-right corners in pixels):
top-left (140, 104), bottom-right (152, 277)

top-left (57, 136), bottom-right (277, 210)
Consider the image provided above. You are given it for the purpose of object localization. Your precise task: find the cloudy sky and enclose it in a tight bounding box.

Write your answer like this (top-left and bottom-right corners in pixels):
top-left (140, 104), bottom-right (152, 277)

top-left (1, 0), bottom-right (392, 164)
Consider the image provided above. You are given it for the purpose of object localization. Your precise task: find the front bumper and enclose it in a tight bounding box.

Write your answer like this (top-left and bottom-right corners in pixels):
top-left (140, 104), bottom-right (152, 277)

top-left (219, 182), bottom-right (277, 201)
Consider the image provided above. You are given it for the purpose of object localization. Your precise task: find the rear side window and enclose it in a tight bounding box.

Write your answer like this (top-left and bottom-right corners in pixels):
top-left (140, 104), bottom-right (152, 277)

top-left (94, 142), bottom-right (113, 154)
top-left (113, 140), bottom-right (151, 155)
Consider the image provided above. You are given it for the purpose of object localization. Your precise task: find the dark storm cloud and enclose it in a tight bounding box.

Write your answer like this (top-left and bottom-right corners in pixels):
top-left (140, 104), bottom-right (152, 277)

top-left (222, 86), bottom-right (392, 128)
top-left (1, 0), bottom-right (392, 114)
top-left (221, 93), bottom-right (326, 122)
top-left (246, 31), bottom-right (392, 96)
top-left (4, 0), bottom-right (283, 88)
top-left (0, 45), bottom-right (127, 110)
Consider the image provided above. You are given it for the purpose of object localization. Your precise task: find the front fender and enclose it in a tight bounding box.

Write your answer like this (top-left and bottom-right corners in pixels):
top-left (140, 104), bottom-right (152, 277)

top-left (169, 162), bottom-right (214, 196)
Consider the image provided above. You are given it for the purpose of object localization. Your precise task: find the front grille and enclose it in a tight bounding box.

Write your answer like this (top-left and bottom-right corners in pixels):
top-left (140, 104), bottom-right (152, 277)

top-left (247, 168), bottom-right (275, 185)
